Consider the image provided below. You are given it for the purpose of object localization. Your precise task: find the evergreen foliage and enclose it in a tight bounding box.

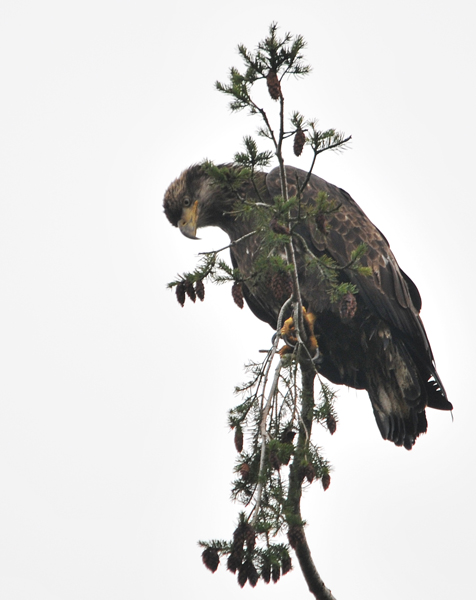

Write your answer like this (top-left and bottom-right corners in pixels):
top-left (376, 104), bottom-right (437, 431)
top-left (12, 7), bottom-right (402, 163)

top-left (167, 23), bottom-right (361, 599)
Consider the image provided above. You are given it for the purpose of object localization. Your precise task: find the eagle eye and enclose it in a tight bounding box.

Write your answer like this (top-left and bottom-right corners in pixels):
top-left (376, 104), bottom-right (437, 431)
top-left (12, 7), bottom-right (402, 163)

top-left (183, 197), bottom-right (191, 208)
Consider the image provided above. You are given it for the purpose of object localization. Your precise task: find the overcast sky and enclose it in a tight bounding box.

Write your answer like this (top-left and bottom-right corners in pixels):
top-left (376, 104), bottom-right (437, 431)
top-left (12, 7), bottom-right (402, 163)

top-left (1, 1), bottom-right (475, 599)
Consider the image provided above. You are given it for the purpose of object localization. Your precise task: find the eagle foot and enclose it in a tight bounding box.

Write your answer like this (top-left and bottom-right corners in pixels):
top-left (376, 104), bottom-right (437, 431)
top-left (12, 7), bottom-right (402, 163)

top-left (279, 308), bottom-right (319, 361)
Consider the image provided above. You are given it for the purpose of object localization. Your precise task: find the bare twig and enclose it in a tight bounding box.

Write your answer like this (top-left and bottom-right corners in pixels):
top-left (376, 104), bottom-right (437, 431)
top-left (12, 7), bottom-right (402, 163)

top-left (251, 356), bottom-right (283, 526)
top-left (198, 229), bottom-right (259, 255)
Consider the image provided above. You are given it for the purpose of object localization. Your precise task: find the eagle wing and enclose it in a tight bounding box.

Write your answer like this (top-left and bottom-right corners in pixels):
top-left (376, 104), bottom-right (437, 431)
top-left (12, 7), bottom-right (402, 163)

top-left (266, 166), bottom-right (448, 406)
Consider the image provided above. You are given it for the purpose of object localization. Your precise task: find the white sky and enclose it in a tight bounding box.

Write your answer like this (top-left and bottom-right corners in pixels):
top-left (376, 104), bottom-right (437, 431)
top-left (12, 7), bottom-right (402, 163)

top-left (1, 1), bottom-right (475, 599)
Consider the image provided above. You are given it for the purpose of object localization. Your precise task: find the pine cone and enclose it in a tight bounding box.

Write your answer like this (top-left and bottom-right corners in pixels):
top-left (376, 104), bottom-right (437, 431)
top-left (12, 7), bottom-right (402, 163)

top-left (281, 553), bottom-right (292, 575)
top-left (195, 279), bottom-right (205, 301)
top-left (202, 547), bottom-right (220, 573)
top-left (234, 425), bottom-right (243, 453)
top-left (261, 559), bottom-right (271, 583)
top-left (266, 70), bottom-right (281, 100)
top-left (244, 523), bottom-right (256, 550)
top-left (185, 280), bottom-right (196, 302)
top-left (287, 524), bottom-right (305, 549)
top-left (175, 282), bottom-right (186, 307)
top-left (227, 550), bottom-right (242, 573)
top-left (326, 413), bottom-right (337, 435)
top-left (339, 292), bottom-right (357, 322)
top-left (233, 522), bottom-right (246, 549)
top-left (270, 217), bottom-right (290, 235)
top-left (232, 282), bottom-right (244, 309)
top-left (304, 463), bottom-right (316, 483)
top-left (247, 561), bottom-right (259, 587)
top-left (269, 449), bottom-right (281, 471)
top-left (238, 561), bottom-right (254, 588)
top-left (293, 128), bottom-right (306, 156)
top-left (322, 473), bottom-right (331, 491)
top-left (271, 564), bottom-right (281, 583)
top-left (270, 272), bottom-right (293, 303)
top-left (239, 463), bottom-right (250, 479)
top-left (280, 427), bottom-right (296, 444)
top-left (316, 212), bottom-right (327, 234)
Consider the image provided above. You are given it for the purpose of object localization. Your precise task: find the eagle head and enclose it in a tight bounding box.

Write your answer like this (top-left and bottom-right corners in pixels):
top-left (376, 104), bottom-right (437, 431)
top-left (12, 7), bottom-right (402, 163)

top-left (164, 164), bottom-right (238, 240)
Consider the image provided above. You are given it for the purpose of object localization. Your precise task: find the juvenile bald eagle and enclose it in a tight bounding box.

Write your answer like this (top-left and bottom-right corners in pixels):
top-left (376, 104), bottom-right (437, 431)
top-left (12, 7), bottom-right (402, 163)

top-left (163, 164), bottom-right (452, 449)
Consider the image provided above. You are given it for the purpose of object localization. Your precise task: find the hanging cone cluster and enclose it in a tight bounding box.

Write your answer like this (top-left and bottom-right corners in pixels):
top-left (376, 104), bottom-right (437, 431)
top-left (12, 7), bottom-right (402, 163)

top-left (202, 547), bottom-right (220, 573)
top-left (293, 128), bottom-right (306, 156)
top-left (266, 70), bottom-right (281, 100)
top-left (228, 519), bottom-right (257, 583)
top-left (232, 282), bottom-right (244, 309)
top-left (175, 282), bottom-right (186, 307)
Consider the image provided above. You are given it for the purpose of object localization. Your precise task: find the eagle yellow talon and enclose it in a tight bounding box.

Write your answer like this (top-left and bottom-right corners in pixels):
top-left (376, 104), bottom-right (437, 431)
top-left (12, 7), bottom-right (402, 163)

top-left (279, 307), bottom-right (318, 357)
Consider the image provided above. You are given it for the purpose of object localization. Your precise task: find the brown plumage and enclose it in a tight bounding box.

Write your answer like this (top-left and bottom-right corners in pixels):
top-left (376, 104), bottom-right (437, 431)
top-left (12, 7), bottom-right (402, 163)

top-left (163, 164), bottom-right (452, 449)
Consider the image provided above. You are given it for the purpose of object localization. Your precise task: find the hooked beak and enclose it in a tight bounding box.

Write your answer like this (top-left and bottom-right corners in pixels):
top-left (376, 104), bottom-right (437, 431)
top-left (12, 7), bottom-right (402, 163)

top-left (178, 200), bottom-right (199, 239)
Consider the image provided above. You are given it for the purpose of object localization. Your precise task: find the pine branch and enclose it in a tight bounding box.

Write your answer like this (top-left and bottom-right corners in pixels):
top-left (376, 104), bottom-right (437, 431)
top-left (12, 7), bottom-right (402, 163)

top-left (286, 366), bottom-right (336, 600)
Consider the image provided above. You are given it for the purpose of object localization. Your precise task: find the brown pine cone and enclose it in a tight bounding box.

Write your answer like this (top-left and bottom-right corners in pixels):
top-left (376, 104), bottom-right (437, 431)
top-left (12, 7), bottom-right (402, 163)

top-left (202, 547), bottom-right (220, 573)
top-left (281, 553), bottom-right (292, 575)
top-left (247, 561), bottom-right (259, 587)
top-left (293, 128), bottom-right (306, 156)
top-left (175, 282), bottom-right (186, 307)
top-left (339, 292), bottom-right (357, 322)
top-left (261, 559), bottom-right (271, 583)
top-left (304, 463), bottom-right (316, 483)
top-left (184, 280), bottom-right (196, 302)
top-left (232, 282), bottom-right (244, 309)
top-left (270, 217), bottom-right (290, 235)
top-left (270, 272), bottom-right (293, 302)
top-left (233, 522), bottom-right (246, 548)
top-left (326, 413), bottom-right (337, 435)
top-left (195, 279), bottom-right (205, 301)
top-left (322, 473), bottom-right (331, 491)
top-left (234, 425), bottom-right (243, 453)
top-left (237, 567), bottom-right (247, 588)
top-left (266, 70), bottom-right (281, 100)
top-left (227, 550), bottom-right (242, 573)
top-left (239, 463), bottom-right (250, 479)
top-left (316, 212), bottom-right (327, 234)
top-left (269, 449), bottom-right (281, 471)
top-left (280, 427), bottom-right (296, 444)
top-left (244, 523), bottom-right (256, 550)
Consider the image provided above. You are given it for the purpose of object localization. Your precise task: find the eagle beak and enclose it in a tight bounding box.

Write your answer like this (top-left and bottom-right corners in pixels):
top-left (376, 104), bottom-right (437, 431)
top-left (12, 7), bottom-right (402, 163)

top-left (178, 200), bottom-right (199, 239)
